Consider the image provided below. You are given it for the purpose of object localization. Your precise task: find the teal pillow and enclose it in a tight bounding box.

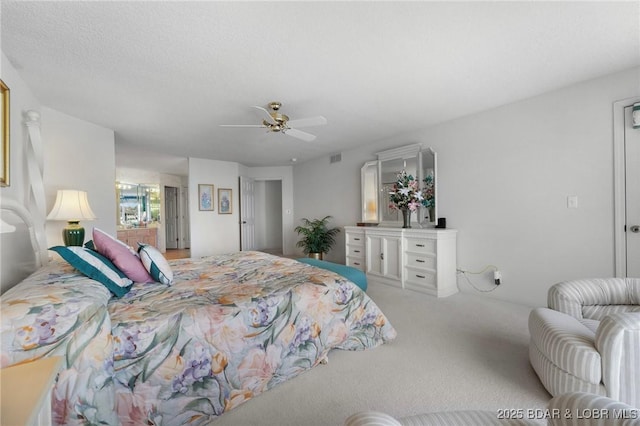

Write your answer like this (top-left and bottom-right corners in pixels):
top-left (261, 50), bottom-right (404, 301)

top-left (137, 244), bottom-right (174, 285)
top-left (49, 246), bottom-right (133, 297)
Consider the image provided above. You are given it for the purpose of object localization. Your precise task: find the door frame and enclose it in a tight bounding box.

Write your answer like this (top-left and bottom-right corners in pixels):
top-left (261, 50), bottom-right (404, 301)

top-left (613, 96), bottom-right (640, 277)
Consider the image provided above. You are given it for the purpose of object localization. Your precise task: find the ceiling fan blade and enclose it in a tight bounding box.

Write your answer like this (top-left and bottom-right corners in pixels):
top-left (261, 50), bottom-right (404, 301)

top-left (287, 116), bottom-right (327, 128)
top-left (219, 124), bottom-right (265, 127)
top-left (284, 128), bottom-right (317, 142)
top-left (252, 106), bottom-right (276, 124)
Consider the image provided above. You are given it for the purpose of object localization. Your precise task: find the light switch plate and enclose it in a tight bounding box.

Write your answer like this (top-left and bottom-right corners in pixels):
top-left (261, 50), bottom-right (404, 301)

top-left (567, 195), bottom-right (578, 209)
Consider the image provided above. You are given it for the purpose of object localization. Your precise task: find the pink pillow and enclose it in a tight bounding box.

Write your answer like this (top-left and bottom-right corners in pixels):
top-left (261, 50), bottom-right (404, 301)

top-left (93, 228), bottom-right (154, 283)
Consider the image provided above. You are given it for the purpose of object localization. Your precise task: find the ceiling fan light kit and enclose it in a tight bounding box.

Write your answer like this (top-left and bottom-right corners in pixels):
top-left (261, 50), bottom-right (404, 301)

top-left (221, 101), bottom-right (327, 142)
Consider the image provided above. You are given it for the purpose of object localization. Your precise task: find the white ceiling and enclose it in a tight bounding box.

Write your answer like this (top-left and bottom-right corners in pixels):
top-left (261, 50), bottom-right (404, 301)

top-left (3, 1), bottom-right (639, 176)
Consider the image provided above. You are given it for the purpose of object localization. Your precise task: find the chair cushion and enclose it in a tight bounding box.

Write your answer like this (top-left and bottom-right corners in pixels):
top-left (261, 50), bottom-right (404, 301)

top-left (528, 308), bottom-right (601, 384)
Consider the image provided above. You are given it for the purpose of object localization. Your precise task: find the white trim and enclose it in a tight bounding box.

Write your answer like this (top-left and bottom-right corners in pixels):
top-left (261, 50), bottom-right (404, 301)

top-left (613, 96), bottom-right (640, 277)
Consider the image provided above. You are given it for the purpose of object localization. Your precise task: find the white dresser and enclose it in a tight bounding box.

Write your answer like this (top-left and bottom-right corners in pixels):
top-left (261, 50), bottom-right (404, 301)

top-left (344, 226), bottom-right (458, 297)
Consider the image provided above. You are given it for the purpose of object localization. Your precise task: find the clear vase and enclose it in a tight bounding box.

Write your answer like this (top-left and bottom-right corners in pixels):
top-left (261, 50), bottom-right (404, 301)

top-left (402, 208), bottom-right (411, 228)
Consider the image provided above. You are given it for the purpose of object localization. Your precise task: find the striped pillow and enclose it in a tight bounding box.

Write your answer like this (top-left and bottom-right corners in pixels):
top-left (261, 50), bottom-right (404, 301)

top-left (137, 244), bottom-right (173, 285)
top-left (49, 246), bottom-right (133, 297)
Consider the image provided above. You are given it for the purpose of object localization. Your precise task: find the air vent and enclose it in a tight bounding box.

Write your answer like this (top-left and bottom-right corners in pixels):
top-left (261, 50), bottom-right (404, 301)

top-left (330, 153), bottom-right (342, 164)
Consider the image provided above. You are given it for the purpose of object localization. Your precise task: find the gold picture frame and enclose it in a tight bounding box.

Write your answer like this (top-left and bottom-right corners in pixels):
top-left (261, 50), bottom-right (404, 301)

top-left (218, 188), bottom-right (232, 214)
top-left (198, 184), bottom-right (214, 211)
top-left (0, 80), bottom-right (9, 187)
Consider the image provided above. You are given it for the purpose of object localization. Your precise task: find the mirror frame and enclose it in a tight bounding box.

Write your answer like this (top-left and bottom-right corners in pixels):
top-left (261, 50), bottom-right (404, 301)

top-left (361, 143), bottom-right (437, 227)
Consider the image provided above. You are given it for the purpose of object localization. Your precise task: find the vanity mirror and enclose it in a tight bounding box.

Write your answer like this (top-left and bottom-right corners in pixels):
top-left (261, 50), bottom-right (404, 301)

top-left (360, 144), bottom-right (437, 226)
top-left (116, 182), bottom-right (160, 227)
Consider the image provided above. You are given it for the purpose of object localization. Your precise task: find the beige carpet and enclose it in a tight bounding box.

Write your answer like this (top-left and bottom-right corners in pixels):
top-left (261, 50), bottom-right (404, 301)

top-left (217, 283), bottom-right (551, 425)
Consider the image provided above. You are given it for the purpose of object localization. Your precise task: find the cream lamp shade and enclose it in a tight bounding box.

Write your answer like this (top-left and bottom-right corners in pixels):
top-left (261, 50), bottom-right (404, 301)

top-left (47, 190), bottom-right (97, 246)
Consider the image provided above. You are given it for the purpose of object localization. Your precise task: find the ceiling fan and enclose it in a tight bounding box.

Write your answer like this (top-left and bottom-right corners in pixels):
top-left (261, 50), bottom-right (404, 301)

top-left (220, 102), bottom-right (327, 142)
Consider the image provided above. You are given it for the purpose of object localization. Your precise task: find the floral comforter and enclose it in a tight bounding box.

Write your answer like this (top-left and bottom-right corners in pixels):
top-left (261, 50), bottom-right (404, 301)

top-left (111, 251), bottom-right (396, 424)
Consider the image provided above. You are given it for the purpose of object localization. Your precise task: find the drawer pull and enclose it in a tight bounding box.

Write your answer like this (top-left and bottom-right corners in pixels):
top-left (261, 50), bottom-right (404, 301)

top-left (354, 262), bottom-right (360, 266)
top-left (416, 259), bottom-right (425, 263)
top-left (354, 250), bottom-right (360, 253)
top-left (354, 238), bottom-right (361, 241)
top-left (416, 274), bottom-right (426, 279)
top-left (416, 244), bottom-right (425, 247)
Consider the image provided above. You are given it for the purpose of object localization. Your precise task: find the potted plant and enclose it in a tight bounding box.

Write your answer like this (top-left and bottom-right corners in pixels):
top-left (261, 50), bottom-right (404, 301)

top-left (295, 215), bottom-right (340, 260)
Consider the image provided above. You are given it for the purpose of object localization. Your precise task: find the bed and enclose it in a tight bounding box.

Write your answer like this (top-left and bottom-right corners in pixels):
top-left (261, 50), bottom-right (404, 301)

top-left (1, 246), bottom-right (396, 425)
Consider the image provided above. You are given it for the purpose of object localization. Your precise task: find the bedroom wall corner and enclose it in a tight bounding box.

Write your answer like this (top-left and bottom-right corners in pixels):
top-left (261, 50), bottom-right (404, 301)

top-left (188, 157), bottom-right (240, 257)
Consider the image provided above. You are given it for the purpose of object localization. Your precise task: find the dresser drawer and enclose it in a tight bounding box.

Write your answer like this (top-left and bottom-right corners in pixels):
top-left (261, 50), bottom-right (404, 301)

top-left (346, 232), bottom-right (365, 247)
top-left (347, 245), bottom-right (365, 258)
top-left (404, 267), bottom-right (437, 292)
top-left (346, 257), bottom-right (365, 271)
top-left (405, 252), bottom-right (436, 271)
top-left (404, 237), bottom-right (436, 255)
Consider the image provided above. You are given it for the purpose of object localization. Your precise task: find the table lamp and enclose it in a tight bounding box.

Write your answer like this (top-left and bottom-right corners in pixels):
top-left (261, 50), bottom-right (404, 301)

top-left (46, 189), bottom-right (97, 246)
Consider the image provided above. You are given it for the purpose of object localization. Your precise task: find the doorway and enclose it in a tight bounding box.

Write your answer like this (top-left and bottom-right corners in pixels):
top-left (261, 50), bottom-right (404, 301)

top-left (239, 177), bottom-right (283, 255)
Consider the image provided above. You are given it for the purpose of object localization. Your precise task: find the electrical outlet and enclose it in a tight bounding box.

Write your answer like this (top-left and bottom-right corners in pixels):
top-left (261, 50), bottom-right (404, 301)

top-left (494, 270), bottom-right (502, 285)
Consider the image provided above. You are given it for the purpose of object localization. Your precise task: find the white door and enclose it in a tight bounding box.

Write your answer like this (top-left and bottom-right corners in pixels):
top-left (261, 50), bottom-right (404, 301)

top-left (625, 106), bottom-right (640, 276)
top-left (239, 176), bottom-right (256, 251)
top-left (165, 186), bottom-right (179, 249)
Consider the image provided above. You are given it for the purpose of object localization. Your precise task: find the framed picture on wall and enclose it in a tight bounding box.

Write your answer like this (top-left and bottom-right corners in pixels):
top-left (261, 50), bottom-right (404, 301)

top-left (1, 79), bottom-right (9, 187)
top-left (218, 188), bottom-right (232, 214)
top-left (198, 184), bottom-right (214, 211)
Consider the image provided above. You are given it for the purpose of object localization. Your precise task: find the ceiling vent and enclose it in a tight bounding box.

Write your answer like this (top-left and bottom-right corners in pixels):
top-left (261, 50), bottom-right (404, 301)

top-left (330, 153), bottom-right (342, 164)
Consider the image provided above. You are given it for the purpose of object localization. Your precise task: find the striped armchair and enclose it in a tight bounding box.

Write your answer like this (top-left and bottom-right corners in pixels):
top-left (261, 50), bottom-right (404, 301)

top-left (529, 278), bottom-right (640, 408)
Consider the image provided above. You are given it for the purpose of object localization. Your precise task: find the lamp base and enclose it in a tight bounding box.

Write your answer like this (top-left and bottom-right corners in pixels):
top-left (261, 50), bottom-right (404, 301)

top-left (63, 221), bottom-right (85, 246)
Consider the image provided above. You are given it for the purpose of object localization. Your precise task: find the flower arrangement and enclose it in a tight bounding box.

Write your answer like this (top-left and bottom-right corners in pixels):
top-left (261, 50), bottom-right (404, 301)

top-left (389, 171), bottom-right (423, 212)
top-left (422, 172), bottom-right (435, 209)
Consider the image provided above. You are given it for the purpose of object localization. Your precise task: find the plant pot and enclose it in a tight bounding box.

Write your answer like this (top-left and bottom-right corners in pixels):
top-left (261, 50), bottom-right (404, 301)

top-left (308, 252), bottom-right (323, 260)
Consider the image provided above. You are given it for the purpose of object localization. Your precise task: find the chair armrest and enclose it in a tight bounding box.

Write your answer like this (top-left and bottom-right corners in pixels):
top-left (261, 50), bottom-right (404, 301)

top-left (529, 308), bottom-right (601, 384)
top-left (595, 313), bottom-right (640, 407)
top-left (547, 392), bottom-right (639, 426)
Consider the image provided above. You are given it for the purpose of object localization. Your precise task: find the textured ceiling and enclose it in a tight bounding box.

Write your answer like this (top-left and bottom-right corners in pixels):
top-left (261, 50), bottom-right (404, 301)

top-left (2, 1), bottom-right (639, 175)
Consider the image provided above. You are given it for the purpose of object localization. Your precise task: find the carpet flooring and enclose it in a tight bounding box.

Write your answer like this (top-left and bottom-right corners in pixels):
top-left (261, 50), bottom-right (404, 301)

top-left (217, 283), bottom-right (551, 425)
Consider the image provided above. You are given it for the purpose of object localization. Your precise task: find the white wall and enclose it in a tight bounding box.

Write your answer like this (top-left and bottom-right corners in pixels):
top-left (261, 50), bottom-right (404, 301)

top-left (293, 67), bottom-right (640, 307)
top-left (0, 53), bottom-right (41, 205)
top-left (188, 157), bottom-right (240, 257)
top-left (41, 107), bottom-right (116, 248)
